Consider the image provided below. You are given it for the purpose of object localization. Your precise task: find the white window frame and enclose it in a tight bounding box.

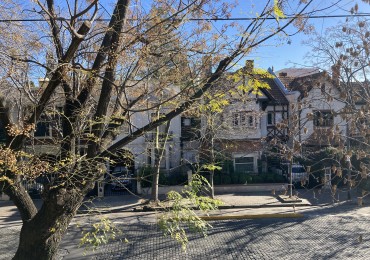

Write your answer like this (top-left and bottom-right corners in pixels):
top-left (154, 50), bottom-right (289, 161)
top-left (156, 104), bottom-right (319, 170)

top-left (267, 112), bottom-right (275, 125)
top-left (313, 110), bottom-right (334, 128)
top-left (232, 111), bottom-right (256, 128)
top-left (234, 156), bottom-right (255, 173)
top-left (34, 120), bottom-right (52, 138)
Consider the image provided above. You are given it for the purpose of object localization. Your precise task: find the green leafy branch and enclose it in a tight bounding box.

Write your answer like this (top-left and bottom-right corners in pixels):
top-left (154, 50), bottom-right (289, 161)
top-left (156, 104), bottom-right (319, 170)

top-left (158, 174), bottom-right (223, 250)
top-left (79, 217), bottom-right (126, 254)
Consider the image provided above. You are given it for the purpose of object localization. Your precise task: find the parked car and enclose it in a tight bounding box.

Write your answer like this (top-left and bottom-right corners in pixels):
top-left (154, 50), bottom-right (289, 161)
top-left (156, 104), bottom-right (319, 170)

top-left (280, 163), bottom-right (309, 183)
top-left (109, 166), bottom-right (133, 191)
top-left (22, 179), bottom-right (44, 198)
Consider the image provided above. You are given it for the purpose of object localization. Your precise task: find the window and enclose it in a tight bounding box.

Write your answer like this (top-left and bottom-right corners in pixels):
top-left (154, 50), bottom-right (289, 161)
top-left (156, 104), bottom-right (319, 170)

top-left (267, 112), bottom-right (274, 125)
top-left (234, 157), bottom-right (254, 173)
top-left (35, 121), bottom-right (51, 137)
top-left (321, 83), bottom-right (326, 94)
top-left (147, 148), bottom-right (166, 168)
top-left (232, 112), bottom-right (255, 128)
top-left (183, 118), bottom-right (191, 126)
top-left (313, 110), bottom-right (333, 127)
top-left (183, 151), bottom-right (198, 163)
top-left (0, 119), bottom-right (7, 143)
top-left (147, 148), bottom-right (152, 165)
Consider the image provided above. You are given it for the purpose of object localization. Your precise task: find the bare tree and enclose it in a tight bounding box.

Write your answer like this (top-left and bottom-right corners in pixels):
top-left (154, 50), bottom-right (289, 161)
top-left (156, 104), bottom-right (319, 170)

top-left (0, 0), bottom-right (325, 258)
top-left (304, 12), bottom-right (370, 199)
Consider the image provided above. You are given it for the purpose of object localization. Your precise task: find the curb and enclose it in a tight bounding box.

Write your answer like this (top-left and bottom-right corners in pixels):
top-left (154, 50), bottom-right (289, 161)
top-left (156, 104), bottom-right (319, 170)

top-left (200, 213), bottom-right (304, 220)
top-left (76, 202), bottom-right (312, 214)
top-left (130, 203), bottom-right (311, 212)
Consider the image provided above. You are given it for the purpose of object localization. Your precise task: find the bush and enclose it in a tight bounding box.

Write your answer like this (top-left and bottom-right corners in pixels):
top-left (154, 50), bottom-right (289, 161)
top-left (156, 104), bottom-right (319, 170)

top-left (230, 172), bottom-right (239, 184)
top-left (251, 175), bottom-right (263, 183)
top-left (138, 166), bottom-right (188, 187)
top-left (222, 175), bottom-right (232, 184)
top-left (165, 173), bottom-right (187, 186)
top-left (264, 174), bottom-right (275, 183)
top-left (137, 166), bottom-right (153, 188)
top-left (213, 174), bottom-right (221, 185)
top-left (273, 174), bottom-right (286, 183)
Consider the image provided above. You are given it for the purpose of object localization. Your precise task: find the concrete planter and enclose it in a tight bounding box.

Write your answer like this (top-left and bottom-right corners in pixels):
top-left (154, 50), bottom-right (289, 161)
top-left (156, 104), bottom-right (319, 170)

top-left (214, 184), bottom-right (288, 193)
top-left (138, 186), bottom-right (184, 195)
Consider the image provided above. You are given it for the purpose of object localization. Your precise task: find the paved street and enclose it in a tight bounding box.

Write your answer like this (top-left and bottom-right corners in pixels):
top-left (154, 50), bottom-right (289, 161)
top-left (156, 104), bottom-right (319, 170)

top-left (91, 204), bottom-right (370, 260)
top-left (1, 191), bottom-right (370, 259)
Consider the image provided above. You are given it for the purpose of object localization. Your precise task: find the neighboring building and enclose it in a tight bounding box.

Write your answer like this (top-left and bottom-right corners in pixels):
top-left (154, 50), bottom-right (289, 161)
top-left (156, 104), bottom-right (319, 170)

top-left (117, 110), bottom-right (182, 172)
top-left (0, 78), bottom-right (64, 156)
top-left (2, 63), bottom-right (364, 193)
top-left (277, 68), bottom-right (348, 151)
top-left (199, 62), bottom-right (292, 174)
top-left (111, 85), bottom-right (183, 173)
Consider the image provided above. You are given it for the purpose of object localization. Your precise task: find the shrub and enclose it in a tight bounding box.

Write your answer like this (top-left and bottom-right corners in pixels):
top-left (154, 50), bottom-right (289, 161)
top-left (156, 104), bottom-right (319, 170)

top-left (222, 175), bottom-right (232, 184)
top-left (273, 174), bottom-right (286, 183)
top-left (230, 172), bottom-right (239, 184)
top-left (251, 175), bottom-right (263, 183)
top-left (137, 166), bottom-right (153, 188)
top-left (213, 174), bottom-right (221, 185)
top-left (263, 174), bottom-right (275, 183)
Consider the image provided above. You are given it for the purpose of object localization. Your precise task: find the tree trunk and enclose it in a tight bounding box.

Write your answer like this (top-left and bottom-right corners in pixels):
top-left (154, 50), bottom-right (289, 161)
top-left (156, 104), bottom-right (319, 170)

top-left (6, 182), bottom-right (38, 222)
top-left (13, 188), bottom-right (85, 260)
top-left (210, 170), bottom-right (215, 199)
top-left (151, 120), bottom-right (171, 202)
top-left (14, 221), bottom-right (67, 260)
top-left (151, 146), bottom-right (160, 202)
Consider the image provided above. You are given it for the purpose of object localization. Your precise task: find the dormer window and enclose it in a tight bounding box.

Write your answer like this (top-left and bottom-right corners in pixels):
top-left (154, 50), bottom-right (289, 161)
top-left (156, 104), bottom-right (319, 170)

top-left (232, 111), bottom-right (255, 128)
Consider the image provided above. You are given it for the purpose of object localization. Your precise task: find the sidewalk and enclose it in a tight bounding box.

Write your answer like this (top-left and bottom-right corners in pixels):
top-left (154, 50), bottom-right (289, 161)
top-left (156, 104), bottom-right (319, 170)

top-left (0, 188), bottom-right (366, 222)
top-left (78, 191), bottom-right (310, 213)
top-left (77, 188), bottom-right (370, 219)
top-left (0, 189), bottom-right (367, 260)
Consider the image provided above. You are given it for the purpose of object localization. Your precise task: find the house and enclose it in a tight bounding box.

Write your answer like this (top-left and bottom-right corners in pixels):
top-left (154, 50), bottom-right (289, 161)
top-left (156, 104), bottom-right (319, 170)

top-left (0, 78), bottom-right (64, 157)
top-left (276, 68), bottom-right (348, 152)
top-left (196, 61), bottom-right (292, 174)
top-left (3, 59), bottom-right (365, 197)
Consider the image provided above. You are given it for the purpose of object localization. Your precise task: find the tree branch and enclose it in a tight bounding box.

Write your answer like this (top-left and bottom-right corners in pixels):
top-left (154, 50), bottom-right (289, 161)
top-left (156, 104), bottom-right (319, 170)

top-left (9, 21), bottom-right (92, 151)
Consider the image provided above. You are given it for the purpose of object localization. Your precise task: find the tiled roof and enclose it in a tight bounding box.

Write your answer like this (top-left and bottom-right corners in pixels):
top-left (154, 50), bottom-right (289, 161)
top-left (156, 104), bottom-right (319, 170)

top-left (261, 78), bottom-right (289, 105)
top-left (277, 69), bottom-right (326, 97)
top-left (276, 68), bottom-right (320, 78)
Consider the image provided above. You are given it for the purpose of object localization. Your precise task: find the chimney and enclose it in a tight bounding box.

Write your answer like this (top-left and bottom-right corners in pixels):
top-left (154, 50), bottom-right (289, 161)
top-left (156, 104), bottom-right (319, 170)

top-left (279, 72), bottom-right (288, 77)
top-left (245, 60), bottom-right (254, 72)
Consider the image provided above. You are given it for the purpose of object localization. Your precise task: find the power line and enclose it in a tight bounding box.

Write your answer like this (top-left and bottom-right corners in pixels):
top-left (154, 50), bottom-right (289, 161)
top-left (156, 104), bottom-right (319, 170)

top-left (0, 13), bottom-right (370, 23)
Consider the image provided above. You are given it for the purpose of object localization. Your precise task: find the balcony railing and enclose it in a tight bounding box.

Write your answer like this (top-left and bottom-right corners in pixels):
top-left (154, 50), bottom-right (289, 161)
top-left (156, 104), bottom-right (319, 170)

top-left (267, 125), bottom-right (289, 141)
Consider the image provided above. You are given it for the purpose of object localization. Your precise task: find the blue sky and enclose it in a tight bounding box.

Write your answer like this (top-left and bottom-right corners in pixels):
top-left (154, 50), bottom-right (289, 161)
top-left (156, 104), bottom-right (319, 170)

top-left (41, 1), bottom-right (370, 73)
top-left (23, 0), bottom-right (370, 81)
top-left (231, 0), bottom-right (370, 71)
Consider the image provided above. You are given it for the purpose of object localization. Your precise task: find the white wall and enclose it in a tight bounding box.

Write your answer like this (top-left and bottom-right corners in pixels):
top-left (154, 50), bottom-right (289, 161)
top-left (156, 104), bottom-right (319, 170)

top-left (113, 109), bottom-right (182, 171)
top-left (216, 99), bottom-right (263, 140)
top-left (294, 81), bottom-right (347, 143)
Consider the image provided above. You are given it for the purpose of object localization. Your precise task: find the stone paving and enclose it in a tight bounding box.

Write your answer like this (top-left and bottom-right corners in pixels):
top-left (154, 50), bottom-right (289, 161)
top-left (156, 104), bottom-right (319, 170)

top-left (93, 207), bottom-right (370, 260)
top-left (1, 190), bottom-right (370, 259)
